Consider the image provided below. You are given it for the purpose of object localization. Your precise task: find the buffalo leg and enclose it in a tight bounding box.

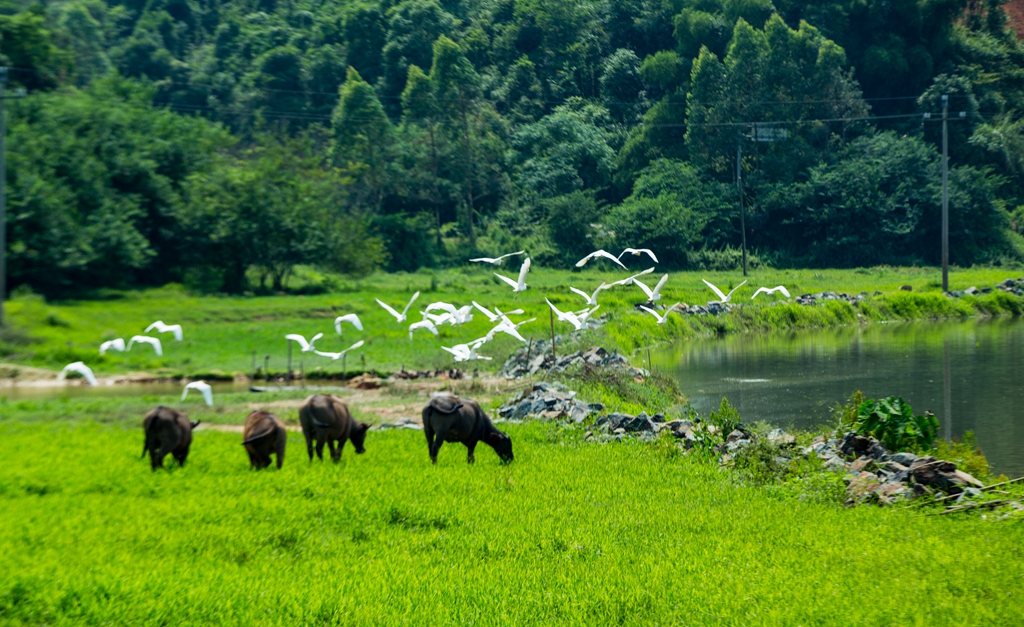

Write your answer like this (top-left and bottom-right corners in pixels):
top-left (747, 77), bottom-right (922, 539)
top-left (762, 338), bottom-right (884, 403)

top-left (151, 442), bottom-right (175, 470)
top-left (304, 432), bottom-right (314, 461)
top-left (328, 439), bottom-right (340, 463)
top-left (173, 447), bottom-right (189, 467)
top-left (466, 441), bottom-right (477, 465)
top-left (275, 440), bottom-right (285, 469)
top-left (424, 424), bottom-right (435, 461)
top-left (429, 427), bottom-right (448, 464)
top-left (315, 437), bottom-right (327, 461)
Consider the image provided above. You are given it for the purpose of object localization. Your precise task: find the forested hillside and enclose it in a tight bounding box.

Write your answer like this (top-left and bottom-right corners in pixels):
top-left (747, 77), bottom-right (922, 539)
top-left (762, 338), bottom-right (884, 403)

top-left (2, 0), bottom-right (1024, 294)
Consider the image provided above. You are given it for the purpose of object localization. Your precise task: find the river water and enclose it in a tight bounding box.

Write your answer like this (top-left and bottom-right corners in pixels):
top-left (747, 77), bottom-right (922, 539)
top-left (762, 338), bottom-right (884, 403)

top-left (655, 318), bottom-right (1024, 476)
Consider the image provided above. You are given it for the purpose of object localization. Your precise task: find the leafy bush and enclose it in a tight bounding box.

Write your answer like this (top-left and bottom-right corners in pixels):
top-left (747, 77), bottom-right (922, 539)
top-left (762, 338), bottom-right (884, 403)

top-left (708, 397), bottom-right (742, 438)
top-left (851, 396), bottom-right (939, 452)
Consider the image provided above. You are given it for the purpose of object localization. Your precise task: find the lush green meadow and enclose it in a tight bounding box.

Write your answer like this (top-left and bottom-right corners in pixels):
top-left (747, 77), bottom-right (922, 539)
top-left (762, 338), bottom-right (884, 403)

top-left (1, 417), bottom-right (1023, 626)
top-left (4, 265), bottom-right (1023, 379)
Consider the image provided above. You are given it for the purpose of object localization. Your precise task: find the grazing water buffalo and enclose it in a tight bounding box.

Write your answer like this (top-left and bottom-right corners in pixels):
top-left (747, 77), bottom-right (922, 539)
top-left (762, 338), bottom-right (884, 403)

top-left (142, 406), bottom-right (199, 470)
top-left (242, 410), bottom-right (287, 469)
top-left (422, 396), bottom-right (513, 464)
top-left (298, 394), bottom-right (369, 462)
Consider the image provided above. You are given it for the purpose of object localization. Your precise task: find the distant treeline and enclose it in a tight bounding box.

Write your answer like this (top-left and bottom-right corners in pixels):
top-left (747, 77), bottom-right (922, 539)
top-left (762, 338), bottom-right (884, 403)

top-left (2, 0), bottom-right (1024, 295)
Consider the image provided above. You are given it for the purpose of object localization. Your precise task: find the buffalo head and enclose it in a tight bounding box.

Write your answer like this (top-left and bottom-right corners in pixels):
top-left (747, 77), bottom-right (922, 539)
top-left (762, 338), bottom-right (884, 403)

top-left (351, 422), bottom-right (370, 454)
top-left (488, 431), bottom-right (514, 463)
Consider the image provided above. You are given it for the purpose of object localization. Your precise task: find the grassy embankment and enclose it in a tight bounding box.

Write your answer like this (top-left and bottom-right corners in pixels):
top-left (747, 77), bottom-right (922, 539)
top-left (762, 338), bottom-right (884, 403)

top-left (2, 412), bottom-right (1023, 626)
top-left (3, 265), bottom-right (1023, 379)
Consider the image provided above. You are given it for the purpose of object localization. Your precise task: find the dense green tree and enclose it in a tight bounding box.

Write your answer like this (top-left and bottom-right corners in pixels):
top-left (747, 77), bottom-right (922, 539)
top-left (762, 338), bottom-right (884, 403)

top-left (0, 9), bottom-right (71, 90)
top-left (331, 66), bottom-right (396, 212)
top-left (380, 0), bottom-right (456, 112)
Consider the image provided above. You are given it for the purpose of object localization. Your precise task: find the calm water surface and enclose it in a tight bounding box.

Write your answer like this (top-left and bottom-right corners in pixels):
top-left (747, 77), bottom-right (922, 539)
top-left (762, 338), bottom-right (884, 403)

top-left (656, 318), bottom-right (1024, 476)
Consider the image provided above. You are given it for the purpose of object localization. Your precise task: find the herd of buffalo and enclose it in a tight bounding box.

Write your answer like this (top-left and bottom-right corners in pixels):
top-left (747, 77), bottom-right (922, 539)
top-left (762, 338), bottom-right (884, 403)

top-left (141, 394), bottom-right (514, 470)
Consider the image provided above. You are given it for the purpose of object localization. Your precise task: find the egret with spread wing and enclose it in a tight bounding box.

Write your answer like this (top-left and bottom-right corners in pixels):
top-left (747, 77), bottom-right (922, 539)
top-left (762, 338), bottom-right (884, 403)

top-left (634, 274), bottom-right (669, 303)
top-left (702, 279), bottom-right (747, 304)
top-left (181, 380), bottom-right (213, 406)
top-left (127, 335), bottom-right (163, 356)
top-left (99, 338), bottom-right (125, 355)
top-left (314, 340), bottom-right (365, 361)
top-left (639, 304), bottom-right (680, 325)
top-left (609, 267), bottom-right (655, 287)
top-left (59, 361), bottom-right (98, 386)
top-left (751, 286), bottom-right (791, 299)
top-left (145, 321), bottom-right (183, 341)
top-left (575, 249), bottom-right (627, 269)
top-left (618, 248), bottom-right (659, 264)
top-left (376, 292), bottom-right (421, 323)
top-left (569, 283), bottom-right (610, 306)
top-left (494, 257), bottom-right (531, 297)
top-left (469, 250), bottom-right (525, 265)
top-left (408, 319), bottom-right (439, 340)
top-left (285, 333), bottom-right (323, 353)
top-left (334, 314), bottom-right (363, 335)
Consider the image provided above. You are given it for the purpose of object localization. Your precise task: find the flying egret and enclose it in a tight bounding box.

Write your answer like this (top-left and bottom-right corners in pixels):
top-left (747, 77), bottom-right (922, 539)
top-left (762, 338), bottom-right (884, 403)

top-left (425, 302), bottom-right (458, 315)
top-left (376, 292), bottom-right (421, 324)
top-left (145, 321), bottom-right (183, 341)
top-left (451, 305), bottom-right (474, 325)
top-left (471, 301), bottom-right (501, 322)
top-left (59, 361), bottom-right (98, 386)
top-left (577, 305), bottom-right (601, 328)
top-left (285, 333), bottom-right (324, 353)
top-left (314, 340), bottom-right (365, 361)
top-left (422, 311), bottom-right (454, 326)
top-left (569, 283), bottom-right (610, 306)
top-left (181, 380), bottom-right (213, 406)
top-left (546, 299), bottom-right (585, 331)
top-left (442, 336), bottom-right (493, 362)
top-left (634, 274), bottom-right (669, 303)
top-left (609, 267), bottom-right (655, 287)
top-left (494, 257), bottom-right (531, 297)
top-left (334, 314), bottom-right (363, 335)
top-left (639, 304), bottom-right (680, 325)
top-left (751, 286), bottom-right (791, 299)
top-left (469, 250), bottom-right (526, 265)
top-left (485, 321), bottom-right (528, 343)
top-left (575, 249), bottom-right (627, 269)
top-left (618, 248), bottom-right (659, 264)
top-left (702, 279), bottom-right (748, 304)
top-left (127, 335), bottom-right (163, 356)
top-left (408, 319), bottom-right (439, 340)
top-left (99, 338), bottom-right (126, 355)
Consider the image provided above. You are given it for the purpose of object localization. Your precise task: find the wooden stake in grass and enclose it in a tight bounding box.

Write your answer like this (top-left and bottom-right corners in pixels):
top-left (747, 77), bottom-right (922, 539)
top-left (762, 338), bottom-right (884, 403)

top-left (549, 308), bottom-right (556, 361)
top-left (647, 347), bottom-right (652, 373)
top-left (287, 341), bottom-right (293, 383)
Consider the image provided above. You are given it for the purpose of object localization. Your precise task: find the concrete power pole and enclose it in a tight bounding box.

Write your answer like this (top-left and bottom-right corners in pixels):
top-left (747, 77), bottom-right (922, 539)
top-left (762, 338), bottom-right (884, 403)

top-left (0, 68), bottom-right (7, 326)
top-left (941, 94), bottom-right (949, 292)
top-left (737, 135), bottom-right (747, 277)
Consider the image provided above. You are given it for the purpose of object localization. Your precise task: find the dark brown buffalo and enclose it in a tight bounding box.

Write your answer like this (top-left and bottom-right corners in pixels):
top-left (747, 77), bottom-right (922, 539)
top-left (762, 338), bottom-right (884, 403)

top-left (422, 396), bottom-right (513, 464)
top-left (242, 410), bottom-right (287, 469)
top-left (298, 394), bottom-right (369, 462)
top-left (142, 406), bottom-right (199, 470)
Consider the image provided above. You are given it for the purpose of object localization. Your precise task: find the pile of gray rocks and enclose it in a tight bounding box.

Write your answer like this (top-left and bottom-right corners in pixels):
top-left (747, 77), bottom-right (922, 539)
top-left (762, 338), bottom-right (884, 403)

top-left (795, 291), bottom-right (870, 306)
top-left (497, 382), bottom-right (598, 423)
top-left (947, 278), bottom-right (1024, 298)
top-left (500, 345), bottom-right (647, 379)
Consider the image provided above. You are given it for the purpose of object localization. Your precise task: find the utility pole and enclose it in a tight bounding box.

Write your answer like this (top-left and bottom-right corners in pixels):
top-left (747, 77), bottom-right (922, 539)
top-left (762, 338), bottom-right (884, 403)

top-left (737, 134), bottom-right (747, 277)
top-left (941, 94), bottom-right (949, 293)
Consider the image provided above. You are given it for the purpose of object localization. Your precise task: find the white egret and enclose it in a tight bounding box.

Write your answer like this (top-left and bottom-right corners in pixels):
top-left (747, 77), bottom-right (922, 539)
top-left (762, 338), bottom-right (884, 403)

top-left (375, 291), bottom-right (421, 324)
top-left (702, 279), bottom-right (748, 304)
top-left (99, 338), bottom-right (126, 355)
top-left (451, 305), bottom-right (474, 325)
top-left (751, 286), bottom-right (791, 299)
top-left (618, 248), bottom-right (659, 264)
top-left (408, 319), bottom-right (439, 340)
top-left (422, 311), bottom-right (454, 326)
top-left (442, 336), bottom-right (493, 362)
top-left (471, 301), bottom-right (501, 322)
top-left (609, 267), bottom-right (655, 287)
top-left (634, 274), bottom-right (669, 302)
top-left (127, 335), bottom-right (163, 356)
top-left (639, 304), bottom-right (680, 325)
top-left (546, 299), bottom-right (585, 331)
top-left (285, 333), bottom-right (323, 353)
top-left (494, 257), bottom-right (531, 297)
top-left (575, 249), bottom-right (627, 269)
top-left (569, 283), bottom-right (610, 306)
top-left (314, 340), bottom-right (365, 361)
top-left (181, 380), bottom-right (213, 406)
top-left (425, 302), bottom-right (457, 315)
top-left (485, 321), bottom-right (528, 343)
top-left (59, 361), bottom-right (97, 386)
top-left (145, 320), bottom-right (183, 341)
top-left (577, 305), bottom-right (601, 328)
top-left (469, 250), bottom-right (526, 265)
top-left (334, 314), bottom-right (363, 335)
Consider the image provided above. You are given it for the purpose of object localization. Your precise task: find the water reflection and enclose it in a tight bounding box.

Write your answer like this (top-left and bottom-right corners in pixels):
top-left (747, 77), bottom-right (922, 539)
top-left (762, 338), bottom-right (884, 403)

top-left (656, 318), bottom-right (1024, 476)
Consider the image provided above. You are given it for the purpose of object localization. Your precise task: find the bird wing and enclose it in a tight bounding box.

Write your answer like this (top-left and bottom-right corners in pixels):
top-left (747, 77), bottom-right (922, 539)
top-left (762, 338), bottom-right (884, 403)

top-left (425, 302), bottom-right (457, 314)
top-left (776, 286), bottom-right (791, 298)
top-left (497, 250), bottom-right (526, 261)
top-left (375, 299), bottom-right (402, 320)
top-left (575, 252), bottom-right (596, 267)
top-left (516, 257), bottom-right (531, 288)
top-left (495, 323), bottom-right (527, 342)
top-left (469, 257), bottom-right (497, 263)
top-left (569, 286), bottom-right (591, 302)
top-left (145, 321), bottom-right (164, 333)
top-left (401, 292), bottom-right (421, 318)
top-left (545, 298), bottom-right (566, 319)
top-left (200, 385), bottom-right (213, 407)
top-left (142, 336), bottom-right (162, 356)
top-left (471, 301), bottom-right (499, 321)
top-left (308, 333), bottom-right (324, 350)
top-left (441, 346), bottom-right (462, 357)
top-left (285, 334), bottom-right (309, 350)
top-left (639, 306), bottom-right (662, 322)
top-left (579, 305), bottom-right (600, 324)
top-left (639, 249), bottom-right (658, 263)
top-left (702, 279), bottom-right (727, 301)
top-left (314, 350), bottom-right (342, 360)
top-left (596, 250), bottom-right (628, 269)
top-left (633, 278), bottom-right (653, 298)
top-left (410, 320), bottom-right (438, 335)
top-left (494, 273), bottom-right (519, 289)
top-left (168, 325), bottom-right (183, 341)
top-left (499, 308), bottom-right (525, 316)
top-left (725, 280), bottom-right (748, 300)
top-left (335, 314), bottom-right (363, 332)
top-left (751, 287), bottom-right (768, 299)
top-left (650, 274), bottom-right (669, 300)
top-left (346, 340), bottom-right (365, 353)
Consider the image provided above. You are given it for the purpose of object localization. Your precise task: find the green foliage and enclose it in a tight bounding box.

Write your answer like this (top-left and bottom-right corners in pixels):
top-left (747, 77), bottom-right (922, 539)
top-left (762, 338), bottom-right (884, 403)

top-left (933, 431), bottom-right (994, 481)
top-left (708, 396), bottom-right (742, 437)
top-left (852, 396), bottom-right (940, 452)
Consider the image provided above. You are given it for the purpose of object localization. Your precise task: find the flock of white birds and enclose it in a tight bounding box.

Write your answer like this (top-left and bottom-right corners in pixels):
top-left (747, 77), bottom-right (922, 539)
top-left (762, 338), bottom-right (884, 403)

top-left (58, 249), bottom-right (791, 403)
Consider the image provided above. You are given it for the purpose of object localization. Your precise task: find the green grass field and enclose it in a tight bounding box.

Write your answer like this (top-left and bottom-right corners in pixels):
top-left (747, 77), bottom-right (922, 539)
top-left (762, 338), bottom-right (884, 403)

top-left (2, 416), bottom-right (1023, 626)
top-left (4, 265), bottom-right (1023, 378)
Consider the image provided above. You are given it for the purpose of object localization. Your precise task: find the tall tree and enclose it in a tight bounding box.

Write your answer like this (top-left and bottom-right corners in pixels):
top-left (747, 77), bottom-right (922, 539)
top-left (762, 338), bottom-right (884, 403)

top-left (402, 64), bottom-right (446, 245)
top-left (331, 66), bottom-right (396, 213)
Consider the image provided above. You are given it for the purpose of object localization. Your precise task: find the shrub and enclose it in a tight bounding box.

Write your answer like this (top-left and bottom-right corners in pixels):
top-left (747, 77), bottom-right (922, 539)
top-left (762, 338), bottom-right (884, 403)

top-left (851, 396), bottom-right (939, 452)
